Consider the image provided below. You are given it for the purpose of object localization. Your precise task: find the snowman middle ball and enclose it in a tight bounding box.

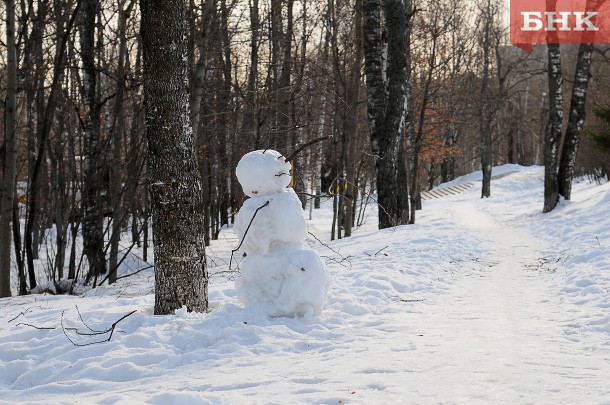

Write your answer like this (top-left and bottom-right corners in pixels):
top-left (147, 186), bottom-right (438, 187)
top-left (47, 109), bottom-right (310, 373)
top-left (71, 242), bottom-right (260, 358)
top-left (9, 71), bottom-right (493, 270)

top-left (234, 189), bottom-right (308, 256)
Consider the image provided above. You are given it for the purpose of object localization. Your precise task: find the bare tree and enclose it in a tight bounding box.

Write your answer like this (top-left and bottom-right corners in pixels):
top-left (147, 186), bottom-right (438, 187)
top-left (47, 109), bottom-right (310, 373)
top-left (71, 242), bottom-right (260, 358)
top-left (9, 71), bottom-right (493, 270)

top-left (108, 0), bottom-right (135, 284)
top-left (363, 0), bottom-right (410, 229)
top-left (1, 0), bottom-right (18, 297)
top-left (80, 0), bottom-right (106, 283)
top-left (140, 0), bottom-right (208, 314)
top-left (557, 42), bottom-right (593, 201)
top-left (478, 0), bottom-right (495, 198)
top-left (543, 1), bottom-right (563, 213)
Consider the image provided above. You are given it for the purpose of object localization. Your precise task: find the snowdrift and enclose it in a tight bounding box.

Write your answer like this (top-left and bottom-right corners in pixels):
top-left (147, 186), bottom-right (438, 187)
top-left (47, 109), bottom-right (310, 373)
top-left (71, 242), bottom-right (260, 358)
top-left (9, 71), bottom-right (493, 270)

top-left (1, 165), bottom-right (608, 403)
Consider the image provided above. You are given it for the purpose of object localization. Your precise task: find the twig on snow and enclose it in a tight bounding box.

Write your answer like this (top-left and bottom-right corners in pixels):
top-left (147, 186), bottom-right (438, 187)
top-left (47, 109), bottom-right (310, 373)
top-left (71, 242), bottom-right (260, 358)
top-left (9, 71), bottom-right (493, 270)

top-left (8, 306), bottom-right (45, 323)
top-left (75, 305), bottom-right (106, 334)
top-left (389, 296), bottom-right (425, 303)
top-left (61, 308), bottom-right (137, 347)
top-left (308, 231), bottom-right (351, 268)
top-left (15, 323), bottom-right (56, 330)
top-left (365, 246), bottom-right (388, 257)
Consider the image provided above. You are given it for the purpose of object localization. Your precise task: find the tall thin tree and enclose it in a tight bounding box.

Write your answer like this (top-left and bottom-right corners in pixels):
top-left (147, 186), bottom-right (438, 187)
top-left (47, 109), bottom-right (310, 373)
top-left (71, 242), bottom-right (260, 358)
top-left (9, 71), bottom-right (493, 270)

top-left (557, 0), bottom-right (600, 200)
top-left (478, 0), bottom-right (495, 198)
top-left (1, 0), bottom-right (18, 297)
top-left (363, 0), bottom-right (410, 229)
top-left (81, 0), bottom-right (106, 282)
top-left (543, 0), bottom-right (563, 213)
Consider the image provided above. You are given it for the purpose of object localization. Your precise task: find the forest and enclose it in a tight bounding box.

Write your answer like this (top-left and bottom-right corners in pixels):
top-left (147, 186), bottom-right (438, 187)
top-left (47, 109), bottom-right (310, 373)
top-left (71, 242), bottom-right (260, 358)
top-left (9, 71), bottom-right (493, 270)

top-left (1, 0), bottom-right (610, 301)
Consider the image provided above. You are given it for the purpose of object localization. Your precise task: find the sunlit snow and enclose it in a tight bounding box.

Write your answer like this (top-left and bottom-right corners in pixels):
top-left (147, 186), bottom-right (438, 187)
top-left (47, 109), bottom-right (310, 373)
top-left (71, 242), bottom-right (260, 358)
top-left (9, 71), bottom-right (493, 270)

top-left (1, 165), bottom-right (609, 403)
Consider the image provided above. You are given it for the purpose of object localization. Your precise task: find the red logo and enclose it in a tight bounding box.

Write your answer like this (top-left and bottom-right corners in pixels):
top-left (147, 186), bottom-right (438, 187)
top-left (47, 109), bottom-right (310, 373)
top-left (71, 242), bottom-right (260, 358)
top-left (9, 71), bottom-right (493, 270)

top-left (510, 0), bottom-right (610, 53)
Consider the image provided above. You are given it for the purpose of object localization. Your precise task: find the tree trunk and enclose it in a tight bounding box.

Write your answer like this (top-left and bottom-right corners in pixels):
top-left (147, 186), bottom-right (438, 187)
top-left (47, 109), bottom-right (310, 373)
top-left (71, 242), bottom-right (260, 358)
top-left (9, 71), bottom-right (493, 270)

top-left (544, 41), bottom-right (563, 213)
top-left (479, 0), bottom-right (493, 198)
top-left (313, 14), bottom-right (331, 210)
top-left (363, 0), bottom-right (410, 229)
top-left (342, 0), bottom-right (363, 238)
top-left (243, 0), bottom-right (259, 148)
top-left (13, 198), bottom-right (26, 295)
top-left (81, 0), bottom-right (106, 284)
top-left (0, 0), bottom-right (18, 297)
top-left (141, 0), bottom-right (208, 314)
top-left (517, 83), bottom-right (529, 165)
top-left (558, 42), bottom-right (593, 200)
top-left (108, 0), bottom-right (134, 284)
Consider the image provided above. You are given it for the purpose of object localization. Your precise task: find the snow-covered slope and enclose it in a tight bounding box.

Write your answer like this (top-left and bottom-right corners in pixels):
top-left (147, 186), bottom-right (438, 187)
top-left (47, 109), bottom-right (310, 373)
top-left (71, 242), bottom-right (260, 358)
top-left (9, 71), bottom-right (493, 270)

top-left (1, 165), bottom-right (609, 403)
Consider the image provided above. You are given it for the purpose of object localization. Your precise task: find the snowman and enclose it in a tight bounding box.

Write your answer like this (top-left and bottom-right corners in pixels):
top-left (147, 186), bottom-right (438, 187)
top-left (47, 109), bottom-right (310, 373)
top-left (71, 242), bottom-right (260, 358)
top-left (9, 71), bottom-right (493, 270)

top-left (233, 149), bottom-right (329, 318)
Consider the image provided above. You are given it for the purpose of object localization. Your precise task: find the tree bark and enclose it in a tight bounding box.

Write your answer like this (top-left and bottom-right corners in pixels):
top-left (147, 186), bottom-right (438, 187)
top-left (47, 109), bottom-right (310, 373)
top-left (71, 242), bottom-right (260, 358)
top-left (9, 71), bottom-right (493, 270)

top-left (141, 0), bottom-right (208, 314)
top-left (108, 0), bottom-right (134, 284)
top-left (363, 0), bottom-right (410, 229)
top-left (479, 0), bottom-right (493, 198)
top-left (557, 42), bottom-right (593, 200)
top-left (342, 0), bottom-right (363, 238)
top-left (544, 41), bottom-right (563, 213)
top-left (0, 0), bottom-right (18, 297)
top-left (81, 0), bottom-right (106, 284)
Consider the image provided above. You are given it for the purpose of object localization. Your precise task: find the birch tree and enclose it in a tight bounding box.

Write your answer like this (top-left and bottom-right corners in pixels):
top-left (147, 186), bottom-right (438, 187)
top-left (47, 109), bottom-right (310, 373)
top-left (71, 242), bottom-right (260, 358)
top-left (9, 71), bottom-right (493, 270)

top-left (543, 0), bottom-right (563, 213)
top-left (557, 42), bottom-right (593, 201)
top-left (140, 0), bottom-right (208, 314)
top-left (557, 0), bottom-right (601, 200)
top-left (363, 0), bottom-right (410, 229)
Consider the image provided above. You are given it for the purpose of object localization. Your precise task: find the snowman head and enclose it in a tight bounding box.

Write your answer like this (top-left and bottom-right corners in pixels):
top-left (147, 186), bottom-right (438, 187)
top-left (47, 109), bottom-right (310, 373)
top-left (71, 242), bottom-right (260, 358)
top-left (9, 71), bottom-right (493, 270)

top-left (236, 149), bottom-right (292, 197)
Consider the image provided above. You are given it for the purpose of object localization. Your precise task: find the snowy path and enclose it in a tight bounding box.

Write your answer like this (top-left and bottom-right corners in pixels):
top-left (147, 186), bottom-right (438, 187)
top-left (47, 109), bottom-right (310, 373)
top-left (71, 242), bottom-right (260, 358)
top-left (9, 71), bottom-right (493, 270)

top-left (401, 200), bottom-right (610, 402)
top-left (2, 166), bottom-right (609, 404)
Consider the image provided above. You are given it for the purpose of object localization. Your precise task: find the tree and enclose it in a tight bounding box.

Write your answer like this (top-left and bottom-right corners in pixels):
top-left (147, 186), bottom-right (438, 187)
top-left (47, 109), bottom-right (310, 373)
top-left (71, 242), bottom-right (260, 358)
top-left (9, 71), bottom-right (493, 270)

top-left (80, 0), bottom-right (106, 284)
top-left (140, 0), bottom-right (208, 314)
top-left (543, 1), bottom-right (563, 213)
top-left (588, 104), bottom-right (610, 155)
top-left (556, 0), bottom-right (601, 200)
top-left (478, 0), bottom-right (496, 198)
top-left (0, 0), bottom-right (18, 297)
top-left (108, 0), bottom-right (135, 284)
top-left (363, 0), bottom-right (410, 229)
top-left (24, 0), bottom-right (81, 291)
top-left (557, 42), bottom-right (593, 201)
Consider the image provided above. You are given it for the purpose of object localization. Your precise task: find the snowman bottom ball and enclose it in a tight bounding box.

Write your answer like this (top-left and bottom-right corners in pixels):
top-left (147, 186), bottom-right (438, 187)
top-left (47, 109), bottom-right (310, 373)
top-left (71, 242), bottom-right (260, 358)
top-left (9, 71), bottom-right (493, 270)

top-left (236, 247), bottom-right (329, 318)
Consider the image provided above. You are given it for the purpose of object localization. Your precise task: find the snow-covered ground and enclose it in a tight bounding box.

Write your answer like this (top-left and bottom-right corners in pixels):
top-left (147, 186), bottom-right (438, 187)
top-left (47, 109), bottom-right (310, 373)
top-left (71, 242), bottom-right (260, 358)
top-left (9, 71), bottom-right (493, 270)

top-left (1, 165), bottom-right (609, 403)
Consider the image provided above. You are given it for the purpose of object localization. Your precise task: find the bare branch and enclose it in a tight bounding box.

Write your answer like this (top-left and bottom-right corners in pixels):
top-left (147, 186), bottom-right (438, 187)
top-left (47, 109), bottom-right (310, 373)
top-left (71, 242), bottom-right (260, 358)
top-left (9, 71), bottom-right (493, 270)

top-left (283, 136), bottom-right (331, 162)
top-left (61, 308), bottom-right (137, 346)
top-left (16, 323), bottom-right (56, 330)
top-left (229, 200), bottom-right (270, 270)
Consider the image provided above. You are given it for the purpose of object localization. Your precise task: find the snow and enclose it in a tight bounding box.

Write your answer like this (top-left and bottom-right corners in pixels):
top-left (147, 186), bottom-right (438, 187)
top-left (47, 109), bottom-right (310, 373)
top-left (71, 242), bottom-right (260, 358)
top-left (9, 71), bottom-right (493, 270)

top-left (235, 247), bottom-right (329, 318)
top-left (1, 164), bottom-right (610, 403)
top-left (233, 190), bottom-right (307, 256)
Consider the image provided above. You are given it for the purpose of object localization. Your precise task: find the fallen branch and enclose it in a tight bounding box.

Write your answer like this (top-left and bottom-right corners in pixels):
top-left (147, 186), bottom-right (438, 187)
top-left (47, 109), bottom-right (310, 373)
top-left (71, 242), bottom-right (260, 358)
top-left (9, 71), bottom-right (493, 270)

top-left (61, 308), bottom-right (137, 347)
top-left (365, 246), bottom-right (389, 257)
top-left (389, 296), bottom-right (425, 303)
top-left (8, 306), bottom-right (45, 323)
top-left (16, 323), bottom-right (56, 330)
top-left (308, 231), bottom-right (351, 268)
